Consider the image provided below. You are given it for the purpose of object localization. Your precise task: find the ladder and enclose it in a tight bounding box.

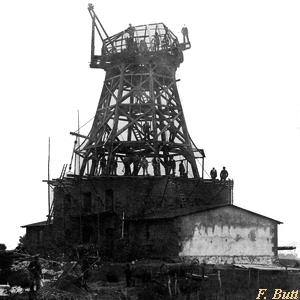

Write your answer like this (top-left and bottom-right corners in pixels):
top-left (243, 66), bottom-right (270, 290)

top-left (132, 125), bottom-right (143, 141)
top-left (170, 178), bottom-right (187, 207)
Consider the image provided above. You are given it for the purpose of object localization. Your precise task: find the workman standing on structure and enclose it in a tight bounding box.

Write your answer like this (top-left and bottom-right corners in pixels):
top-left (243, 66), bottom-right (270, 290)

top-left (123, 156), bottom-right (131, 176)
top-left (156, 157), bottom-right (161, 176)
top-left (220, 167), bottom-right (228, 181)
top-left (168, 121), bottom-right (176, 142)
top-left (141, 156), bottom-right (149, 175)
top-left (169, 157), bottom-right (176, 176)
top-left (127, 23), bottom-right (135, 38)
top-left (152, 157), bottom-right (161, 176)
top-left (153, 31), bottom-right (160, 51)
top-left (210, 167), bottom-right (217, 180)
top-left (28, 255), bottom-right (42, 295)
top-left (162, 33), bottom-right (169, 50)
top-left (139, 39), bottom-right (148, 52)
top-left (110, 157), bottom-right (118, 175)
top-left (181, 25), bottom-right (189, 44)
top-left (179, 160), bottom-right (185, 177)
top-left (100, 156), bottom-right (107, 175)
top-left (132, 153), bottom-right (141, 176)
top-left (125, 24), bottom-right (135, 51)
top-left (142, 122), bottom-right (151, 140)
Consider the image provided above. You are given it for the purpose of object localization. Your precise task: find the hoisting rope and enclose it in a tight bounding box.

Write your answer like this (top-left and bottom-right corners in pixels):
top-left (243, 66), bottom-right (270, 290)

top-left (73, 115), bottom-right (95, 134)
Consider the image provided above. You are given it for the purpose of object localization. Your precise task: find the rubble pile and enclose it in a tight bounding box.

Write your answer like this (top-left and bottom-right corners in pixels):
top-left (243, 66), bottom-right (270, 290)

top-left (34, 286), bottom-right (90, 300)
top-left (0, 250), bottom-right (67, 298)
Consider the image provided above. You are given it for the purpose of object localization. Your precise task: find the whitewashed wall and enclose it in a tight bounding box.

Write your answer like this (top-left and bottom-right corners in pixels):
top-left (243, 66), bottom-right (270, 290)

top-left (178, 206), bottom-right (280, 265)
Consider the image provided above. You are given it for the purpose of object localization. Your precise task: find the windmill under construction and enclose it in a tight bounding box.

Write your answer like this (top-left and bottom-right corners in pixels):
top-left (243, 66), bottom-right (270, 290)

top-left (42, 4), bottom-right (234, 260)
top-left (74, 4), bottom-right (203, 179)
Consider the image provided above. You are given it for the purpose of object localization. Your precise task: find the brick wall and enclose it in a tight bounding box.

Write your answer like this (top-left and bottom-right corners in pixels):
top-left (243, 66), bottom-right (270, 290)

top-left (50, 176), bottom-right (233, 258)
top-left (53, 177), bottom-right (232, 217)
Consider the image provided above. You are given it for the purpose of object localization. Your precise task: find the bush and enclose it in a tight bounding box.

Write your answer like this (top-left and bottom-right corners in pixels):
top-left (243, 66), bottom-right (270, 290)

top-left (0, 244), bottom-right (7, 251)
top-left (0, 251), bottom-right (13, 283)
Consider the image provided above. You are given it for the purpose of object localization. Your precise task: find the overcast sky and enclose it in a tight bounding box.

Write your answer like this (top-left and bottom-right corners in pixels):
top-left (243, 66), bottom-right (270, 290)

top-left (1, 0), bottom-right (300, 255)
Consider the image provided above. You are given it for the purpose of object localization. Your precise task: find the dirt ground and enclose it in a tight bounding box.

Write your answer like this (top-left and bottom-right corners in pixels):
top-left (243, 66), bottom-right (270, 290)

top-left (5, 259), bottom-right (300, 300)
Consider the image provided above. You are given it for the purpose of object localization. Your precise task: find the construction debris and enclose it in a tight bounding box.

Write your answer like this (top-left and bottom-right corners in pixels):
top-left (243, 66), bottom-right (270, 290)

top-left (35, 286), bottom-right (90, 300)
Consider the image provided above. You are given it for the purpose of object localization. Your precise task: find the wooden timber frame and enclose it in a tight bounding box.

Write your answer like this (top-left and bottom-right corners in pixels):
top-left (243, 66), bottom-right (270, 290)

top-left (72, 5), bottom-right (204, 178)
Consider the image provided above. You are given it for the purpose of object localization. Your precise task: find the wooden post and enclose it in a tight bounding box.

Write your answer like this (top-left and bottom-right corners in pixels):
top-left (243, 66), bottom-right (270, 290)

top-left (80, 213), bottom-right (83, 243)
top-left (248, 268), bottom-right (251, 288)
top-left (48, 137), bottom-right (51, 216)
top-left (74, 140), bottom-right (77, 175)
top-left (121, 211), bottom-right (125, 238)
top-left (217, 270), bottom-right (222, 289)
top-left (218, 270), bottom-right (222, 289)
top-left (167, 275), bottom-right (172, 299)
top-left (77, 110), bottom-right (81, 174)
top-left (97, 212), bottom-right (100, 243)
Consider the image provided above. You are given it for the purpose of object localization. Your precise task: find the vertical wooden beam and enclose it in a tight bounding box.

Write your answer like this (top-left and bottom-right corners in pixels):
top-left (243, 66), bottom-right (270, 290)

top-left (110, 64), bottom-right (124, 141)
top-left (150, 63), bottom-right (158, 156)
top-left (91, 10), bottom-right (95, 61)
top-left (48, 137), bottom-right (51, 216)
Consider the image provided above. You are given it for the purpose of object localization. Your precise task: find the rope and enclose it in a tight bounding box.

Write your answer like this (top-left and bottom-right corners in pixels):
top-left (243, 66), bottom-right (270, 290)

top-left (73, 115), bottom-right (95, 133)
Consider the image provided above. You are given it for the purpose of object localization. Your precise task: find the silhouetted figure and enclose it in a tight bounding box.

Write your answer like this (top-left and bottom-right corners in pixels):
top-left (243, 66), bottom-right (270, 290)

top-left (125, 24), bottom-right (135, 51)
top-left (142, 122), bottom-right (151, 140)
top-left (100, 156), bottom-right (107, 175)
top-left (153, 31), bottom-right (160, 51)
top-left (169, 157), bottom-right (176, 176)
top-left (162, 33), bottom-right (169, 50)
top-left (28, 255), bottom-right (42, 295)
top-left (210, 167), bottom-right (217, 180)
top-left (152, 157), bottom-right (160, 176)
top-left (139, 39), bottom-right (148, 52)
top-left (111, 157), bottom-right (118, 175)
top-left (123, 156), bottom-right (131, 176)
top-left (91, 152), bottom-right (99, 175)
top-left (181, 25), bottom-right (189, 44)
top-left (156, 157), bottom-right (161, 175)
top-left (168, 122), bottom-right (176, 142)
top-left (141, 157), bottom-right (149, 175)
top-left (132, 153), bottom-right (141, 175)
top-left (127, 23), bottom-right (135, 38)
top-left (179, 160), bottom-right (185, 177)
top-left (220, 167), bottom-right (228, 181)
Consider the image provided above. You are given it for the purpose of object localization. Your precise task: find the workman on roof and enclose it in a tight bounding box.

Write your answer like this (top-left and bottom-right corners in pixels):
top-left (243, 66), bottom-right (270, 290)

top-left (220, 167), bottom-right (228, 181)
top-left (210, 167), bottom-right (217, 180)
top-left (181, 25), bottom-right (189, 43)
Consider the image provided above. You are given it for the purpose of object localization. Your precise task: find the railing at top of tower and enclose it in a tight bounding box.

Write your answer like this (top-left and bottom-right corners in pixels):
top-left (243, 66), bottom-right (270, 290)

top-left (87, 4), bottom-right (191, 68)
top-left (102, 23), bottom-right (181, 54)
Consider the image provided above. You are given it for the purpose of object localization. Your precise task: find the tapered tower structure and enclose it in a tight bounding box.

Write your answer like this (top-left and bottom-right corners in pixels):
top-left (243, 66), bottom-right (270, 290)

top-left (42, 5), bottom-right (233, 258)
top-left (72, 4), bottom-right (204, 178)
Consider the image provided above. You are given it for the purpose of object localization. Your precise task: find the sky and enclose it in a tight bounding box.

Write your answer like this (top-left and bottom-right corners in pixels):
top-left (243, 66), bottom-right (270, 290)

top-left (0, 0), bottom-right (300, 255)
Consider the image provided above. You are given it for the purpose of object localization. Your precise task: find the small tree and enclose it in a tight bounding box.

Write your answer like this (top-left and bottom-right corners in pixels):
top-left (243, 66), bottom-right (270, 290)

top-left (18, 235), bottom-right (27, 247)
top-left (0, 244), bottom-right (6, 251)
